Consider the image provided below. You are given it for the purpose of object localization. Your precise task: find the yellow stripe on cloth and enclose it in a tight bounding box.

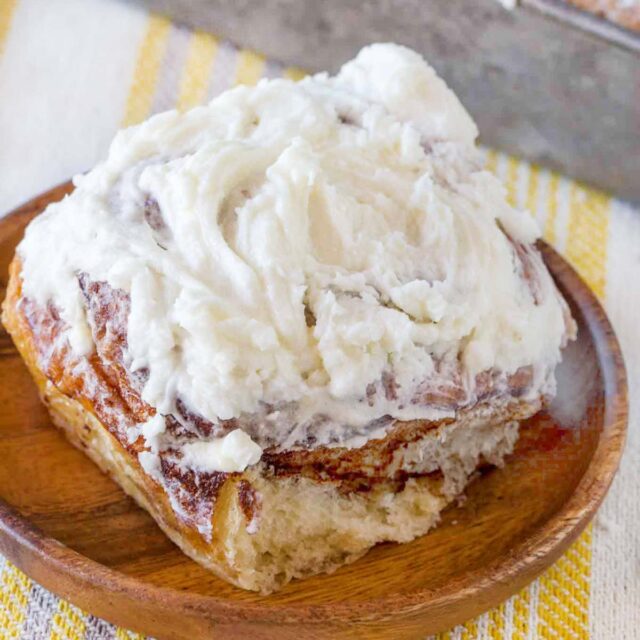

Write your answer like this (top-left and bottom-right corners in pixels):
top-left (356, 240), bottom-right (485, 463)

top-left (485, 149), bottom-right (499, 175)
top-left (0, 0), bottom-right (18, 57)
top-left (525, 164), bottom-right (540, 218)
top-left (511, 586), bottom-right (532, 640)
top-left (48, 599), bottom-right (86, 640)
top-left (543, 173), bottom-right (561, 246)
top-left (121, 14), bottom-right (171, 126)
top-left (283, 65), bottom-right (307, 81)
top-left (537, 527), bottom-right (593, 639)
top-left (460, 616), bottom-right (479, 639)
top-left (0, 562), bottom-right (31, 638)
top-left (177, 30), bottom-right (219, 111)
top-left (565, 183), bottom-right (610, 300)
top-left (505, 156), bottom-right (520, 207)
top-left (487, 602), bottom-right (506, 639)
top-left (234, 49), bottom-right (266, 86)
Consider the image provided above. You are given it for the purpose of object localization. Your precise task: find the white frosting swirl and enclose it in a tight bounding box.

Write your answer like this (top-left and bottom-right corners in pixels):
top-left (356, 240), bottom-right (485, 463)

top-left (18, 44), bottom-right (570, 472)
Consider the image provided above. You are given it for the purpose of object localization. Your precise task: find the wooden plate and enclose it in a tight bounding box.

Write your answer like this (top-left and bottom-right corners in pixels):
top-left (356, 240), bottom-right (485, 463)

top-left (0, 183), bottom-right (627, 640)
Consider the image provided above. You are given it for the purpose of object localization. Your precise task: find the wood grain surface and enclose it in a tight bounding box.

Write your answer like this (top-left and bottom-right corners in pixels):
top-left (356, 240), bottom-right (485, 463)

top-left (0, 183), bottom-right (628, 639)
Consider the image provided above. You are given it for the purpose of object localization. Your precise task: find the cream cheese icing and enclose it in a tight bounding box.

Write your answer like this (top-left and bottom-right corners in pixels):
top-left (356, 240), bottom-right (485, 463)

top-left (17, 44), bottom-right (572, 474)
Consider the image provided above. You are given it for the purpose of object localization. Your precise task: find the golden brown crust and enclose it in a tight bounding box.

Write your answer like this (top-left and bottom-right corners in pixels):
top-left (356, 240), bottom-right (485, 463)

top-left (1, 258), bottom-right (223, 563)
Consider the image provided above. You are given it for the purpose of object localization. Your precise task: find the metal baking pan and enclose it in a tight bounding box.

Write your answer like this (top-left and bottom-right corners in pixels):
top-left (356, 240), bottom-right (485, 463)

top-left (132, 0), bottom-right (640, 201)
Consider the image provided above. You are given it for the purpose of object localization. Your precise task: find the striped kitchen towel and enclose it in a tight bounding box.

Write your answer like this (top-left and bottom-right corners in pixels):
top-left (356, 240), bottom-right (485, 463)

top-left (0, 0), bottom-right (638, 638)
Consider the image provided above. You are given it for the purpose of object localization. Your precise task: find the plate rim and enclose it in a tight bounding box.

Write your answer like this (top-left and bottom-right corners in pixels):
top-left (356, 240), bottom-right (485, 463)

top-left (0, 182), bottom-right (628, 627)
